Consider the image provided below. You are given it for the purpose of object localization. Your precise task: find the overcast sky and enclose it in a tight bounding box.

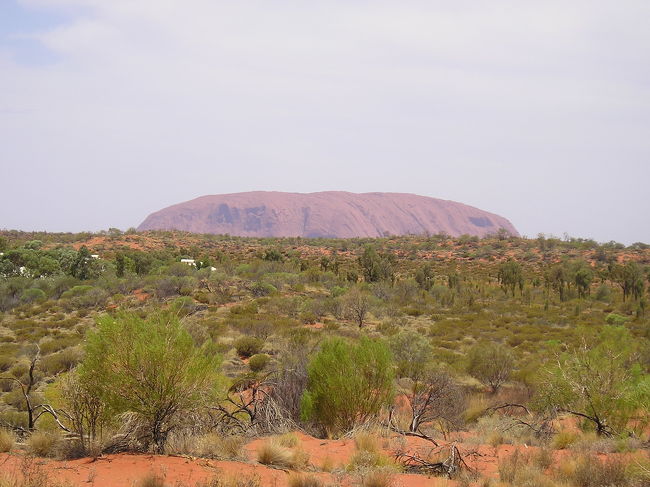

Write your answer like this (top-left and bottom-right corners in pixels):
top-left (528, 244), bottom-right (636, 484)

top-left (1, 1), bottom-right (649, 243)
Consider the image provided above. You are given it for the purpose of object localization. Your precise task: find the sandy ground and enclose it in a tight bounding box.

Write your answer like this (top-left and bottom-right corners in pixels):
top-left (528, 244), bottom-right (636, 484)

top-left (2, 430), bottom-right (647, 487)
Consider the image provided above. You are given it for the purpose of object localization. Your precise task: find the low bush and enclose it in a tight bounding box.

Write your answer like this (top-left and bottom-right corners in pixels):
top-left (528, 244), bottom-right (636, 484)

top-left (134, 472), bottom-right (166, 487)
top-left (552, 430), bottom-right (579, 449)
top-left (256, 440), bottom-right (308, 469)
top-left (248, 353), bottom-right (270, 372)
top-left (354, 432), bottom-right (380, 453)
top-left (275, 432), bottom-right (300, 448)
top-left (360, 469), bottom-right (395, 487)
top-left (256, 440), bottom-right (293, 467)
top-left (498, 450), bottom-right (557, 487)
top-left (0, 428), bottom-right (14, 452)
top-left (235, 336), bottom-right (264, 358)
top-left (198, 434), bottom-right (246, 460)
top-left (287, 474), bottom-right (323, 487)
top-left (347, 435), bottom-right (395, 473)
top-left (569, 454), bottom-right (627, 487)
top-left (26, 431), bottom-right (60, 457)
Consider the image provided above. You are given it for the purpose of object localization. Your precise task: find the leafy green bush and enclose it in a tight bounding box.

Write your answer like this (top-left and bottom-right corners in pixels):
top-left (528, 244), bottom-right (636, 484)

top-left (535, 326), bottom-right (647, 436)
top-left (79, 311), bottom-right (221, 452)
top-left (234, 336), bottom-right (264, 358)
top-left (20, 288), bottom-right (46, 304)
top-left (301, 337), bottom-right (394, 435)
top-left (466, 341), bottom-right (514, 393)
top-left (248, 353), bottom-right (270, 372)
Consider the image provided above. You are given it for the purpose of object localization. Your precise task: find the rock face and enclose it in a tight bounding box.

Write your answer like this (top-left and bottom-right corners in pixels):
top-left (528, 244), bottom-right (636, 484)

top-left (137, 191), bottom-right (519, 238)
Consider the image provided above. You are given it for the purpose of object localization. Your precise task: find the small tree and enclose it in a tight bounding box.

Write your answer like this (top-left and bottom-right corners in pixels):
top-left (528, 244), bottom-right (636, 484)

top-left (611, 262), bottom-right (645, 301)
top-left (358, 245), bottom-right (394, 283)
top-left (301, 337), bottom-right (394, 435)
top-left (497, 260), bottom-right (523, 297)
top-left (400, 367), bottom-right (465, 435)
top-left (534, 326), bottom-right (645, 436)
top-left (466, 342), bottom-right (514, 394)
top-left (343, 286), bottom-right (373, 328)
top-left (79, 311), bottom-right (220, 452)
top-left (59, 371), bottom-right (107, 453)
top-left (415, 263), bottom-right (435, 291)
top-left (388, 330), bottom-right (432, 380)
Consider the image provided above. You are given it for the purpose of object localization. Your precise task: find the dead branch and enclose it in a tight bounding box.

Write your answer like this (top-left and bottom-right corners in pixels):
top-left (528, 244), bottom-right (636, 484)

top-left (385, 407), bottom-right (439, 446)
top-left (394, 443), bottom-right (473, 478)
top-left (485, 403), bottom-right (531, 415)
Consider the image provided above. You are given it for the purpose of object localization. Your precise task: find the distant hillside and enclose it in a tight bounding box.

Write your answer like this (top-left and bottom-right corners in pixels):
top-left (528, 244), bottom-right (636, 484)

top-left (137, 191), bottom-right (519, 238)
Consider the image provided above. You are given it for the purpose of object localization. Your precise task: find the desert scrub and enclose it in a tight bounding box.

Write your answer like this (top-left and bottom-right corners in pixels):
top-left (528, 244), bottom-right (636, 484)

top-left (256, 439), bottom-right (309, 469)
top-left (358, 468), bottom-right (396, 487)
top-left (551, 430), bottom-right (579, 449)
top-left (198, 433), bottom-right (246, 460)
top-left (287, 473), bottom-right (323, 487)
top-left (134, 472), bottom-right (166, 487)
top-left (347, 433), bottom-right (396, 472)
top-left (558, 454), bottom-right (628, 487)
top-left (275, 432), bottom-right (300, 448)
top-left (248, 353), bottom-right (270, 372)
top-left (498, 449), bottom-right (557, 487)
top-left (234, 336), bottom-right (264, 358)
top-left (0, 428), bottom-right (14, 452)
top-left (26, 431), bottom-right (60, 457)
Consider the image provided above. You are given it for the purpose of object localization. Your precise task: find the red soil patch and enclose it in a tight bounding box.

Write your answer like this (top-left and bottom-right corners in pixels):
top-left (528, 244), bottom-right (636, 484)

top-left (132, 289), bottom-right (150, 302)
top-left (0, 453), bottom-right (287, 487)
top-left (0, 449), bottom-right (454, 487)
top-left (303, 322), bottom-right (325, 330)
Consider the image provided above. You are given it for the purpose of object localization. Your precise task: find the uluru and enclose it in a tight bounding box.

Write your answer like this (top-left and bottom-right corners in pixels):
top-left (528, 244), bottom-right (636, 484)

top-left (137, 191), bottom-right (519, 238)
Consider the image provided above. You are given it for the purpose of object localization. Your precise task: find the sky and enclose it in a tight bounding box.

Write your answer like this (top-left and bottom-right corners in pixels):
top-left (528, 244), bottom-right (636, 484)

top-left (0, 1), bottom-right (649, 244)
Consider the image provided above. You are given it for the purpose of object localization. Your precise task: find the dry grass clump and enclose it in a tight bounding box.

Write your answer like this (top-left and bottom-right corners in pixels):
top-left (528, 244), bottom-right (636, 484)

top-left (498, 449), bottom-right (558, 487)
top-left (0, 456), bottom-right (73, 487)
top-left (256, 439), bottom-right (309, 469)
top-left (626, 458), bottom-right (650, 484)
top-left (190, 474), bottom-right (261, 487)
top-left (276, 432), bottom-right (300, 448)
top-left (551, 430), bottom-right (579, 449)
top-left (133, 472), bottom-right (167, 487)
top-left (26, 431), bottom-right (60, 457)
top-left (287, 473), bottom-right (324, 487)
top-left (359, 469), bottom-right (395, 487)
top-left (354, 432), bottom-right (380, 453)
top-left (565, 454), bottom-right (627, 487)
top-left (347, 433), bottom-right (396, 473)
top-left (464, 395), bottom-right (490, 423)
top-left (198, 433), bottom-right (246, 460)
top-left (257, 440), bottom-right (292, 467)
top-left (532, 447), bottom-right (554, 470)
top-left (320, 455), bottom-right (336, 472)
top-left (0, 428), bottom-right (15, 452)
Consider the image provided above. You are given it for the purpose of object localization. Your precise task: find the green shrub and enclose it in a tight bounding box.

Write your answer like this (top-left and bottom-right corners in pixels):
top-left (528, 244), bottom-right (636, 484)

top-left (20, 288), bottom-right (47, 304)
top-left (605, 313), bottom-right (628, 325)
top-left (552, 430), bottom-right (579, 449)
top-left (79, 311), bottom-right (222, 453)
top-left (301, 337), bottom-right (394, 435)
top-left (248, 353), bottom-right (270, 372)
top-left (234, 336), bottom-right (264, 358)
top-left (466, 341), bottom-right (514, 393)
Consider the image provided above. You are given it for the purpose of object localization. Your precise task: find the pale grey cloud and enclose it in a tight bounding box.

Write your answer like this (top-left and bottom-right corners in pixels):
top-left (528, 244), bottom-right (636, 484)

top-left (1, 0), bottom-right (649, 243)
